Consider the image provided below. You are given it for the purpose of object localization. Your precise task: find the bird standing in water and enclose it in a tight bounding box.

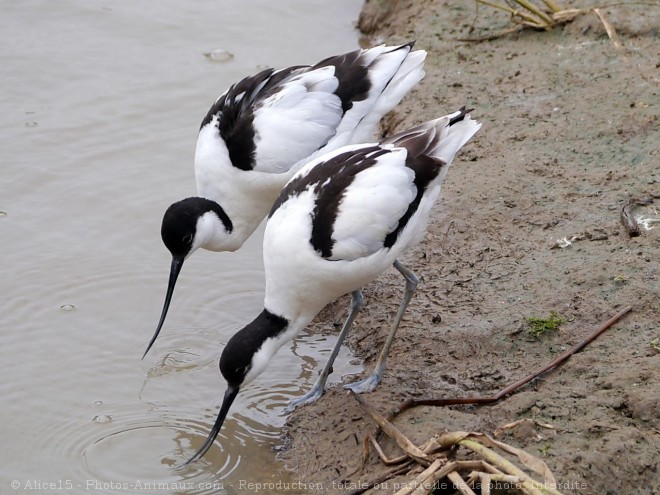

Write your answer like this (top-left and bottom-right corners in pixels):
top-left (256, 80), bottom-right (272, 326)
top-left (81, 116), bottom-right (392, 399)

top-left (185, 107), bottom-right (481, 463)
top-left (146, 43), bottom-right (427, 358)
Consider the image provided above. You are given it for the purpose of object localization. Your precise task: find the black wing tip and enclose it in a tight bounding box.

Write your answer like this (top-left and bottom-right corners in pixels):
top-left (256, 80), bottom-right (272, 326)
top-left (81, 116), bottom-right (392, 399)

top-left (448, 106), bottom-right (475, 126)
top-left (391, 40), bottom-right (416, 51)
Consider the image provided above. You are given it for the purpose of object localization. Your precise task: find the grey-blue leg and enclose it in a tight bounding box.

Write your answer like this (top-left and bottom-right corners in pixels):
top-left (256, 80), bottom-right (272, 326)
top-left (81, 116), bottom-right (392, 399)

top-left (286, 290), bottom-right (364, 412)
top-left (344, 260), bottom-right (419, 394)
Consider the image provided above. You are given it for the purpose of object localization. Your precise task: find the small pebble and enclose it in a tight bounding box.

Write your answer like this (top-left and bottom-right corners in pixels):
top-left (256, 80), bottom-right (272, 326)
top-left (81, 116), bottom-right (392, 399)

top-left (60, 304), bottom-right (76, 311)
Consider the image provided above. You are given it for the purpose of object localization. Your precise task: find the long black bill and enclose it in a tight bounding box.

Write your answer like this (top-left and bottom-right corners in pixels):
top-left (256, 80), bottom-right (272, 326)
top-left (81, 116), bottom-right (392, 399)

top-left (143, 256), bottom-right (184, 359)
top-left (184, 386), bottom-right (240, 465)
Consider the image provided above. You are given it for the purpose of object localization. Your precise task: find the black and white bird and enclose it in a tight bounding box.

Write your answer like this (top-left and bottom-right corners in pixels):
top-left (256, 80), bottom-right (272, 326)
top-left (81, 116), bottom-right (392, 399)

top-left (185, 107), bottom-right (481, 463)
top-left (146, 43), bottom-right (427, 358)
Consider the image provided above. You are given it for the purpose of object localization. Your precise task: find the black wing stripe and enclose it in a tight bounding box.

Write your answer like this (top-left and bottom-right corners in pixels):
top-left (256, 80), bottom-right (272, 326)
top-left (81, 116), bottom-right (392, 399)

top-left (200, 66), bottom-right (304, 171)
top-left (312, 49), bottom-right (370, 113)
top-left (383, 154), bottom-right (444, 248)
top-left (268, 147), bottom-right (389, 258)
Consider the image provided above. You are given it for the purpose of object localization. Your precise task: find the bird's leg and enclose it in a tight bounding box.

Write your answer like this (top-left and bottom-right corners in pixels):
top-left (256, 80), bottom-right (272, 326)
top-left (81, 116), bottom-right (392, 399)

top-left (344, 259), bottom-right (419, 394)
top-left (286, 290), bottom-right (364, 412)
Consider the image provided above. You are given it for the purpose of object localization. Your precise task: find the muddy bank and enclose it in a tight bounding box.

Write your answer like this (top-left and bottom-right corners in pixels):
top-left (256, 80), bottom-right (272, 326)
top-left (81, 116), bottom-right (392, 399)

top-left (281, 2), bottom-right (659, 494)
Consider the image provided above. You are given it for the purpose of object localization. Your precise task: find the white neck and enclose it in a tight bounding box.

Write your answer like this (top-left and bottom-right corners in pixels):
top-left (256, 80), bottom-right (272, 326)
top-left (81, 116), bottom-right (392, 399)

top-left (242, 317), bottom-right (307, 386)
top-left (193, 188), bottom-right (279, 253)
top-left (191, 210), bottom-right (240, 253)
top-left (195, 177), bottom-right (293, 254)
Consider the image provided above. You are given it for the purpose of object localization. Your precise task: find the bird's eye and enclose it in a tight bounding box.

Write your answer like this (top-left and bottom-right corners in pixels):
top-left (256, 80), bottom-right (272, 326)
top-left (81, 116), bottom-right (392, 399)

top-left (183, 234), bottom-right (193, 245)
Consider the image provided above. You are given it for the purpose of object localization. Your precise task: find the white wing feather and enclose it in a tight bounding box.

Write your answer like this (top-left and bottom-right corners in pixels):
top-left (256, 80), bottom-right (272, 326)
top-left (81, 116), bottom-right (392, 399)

top-left (329, 148), bottom-right (416, 261)
top-left (252, 67), bottom-right (343, 174)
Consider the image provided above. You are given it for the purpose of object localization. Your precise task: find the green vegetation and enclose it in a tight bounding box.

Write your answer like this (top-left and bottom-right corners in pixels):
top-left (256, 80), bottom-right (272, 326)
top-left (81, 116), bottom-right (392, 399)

top-left (526, 311), bottom-right (565, 338)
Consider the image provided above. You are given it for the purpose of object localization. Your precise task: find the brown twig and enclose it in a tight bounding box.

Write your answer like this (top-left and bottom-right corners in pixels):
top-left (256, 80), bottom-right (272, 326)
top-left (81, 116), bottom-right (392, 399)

top-left (390, 306), bottom-right (632, 416)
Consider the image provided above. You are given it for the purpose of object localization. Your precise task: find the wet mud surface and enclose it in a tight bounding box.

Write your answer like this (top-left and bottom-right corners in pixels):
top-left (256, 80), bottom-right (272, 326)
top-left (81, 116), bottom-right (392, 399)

top-left (281, 2), bottom-right (659, 494)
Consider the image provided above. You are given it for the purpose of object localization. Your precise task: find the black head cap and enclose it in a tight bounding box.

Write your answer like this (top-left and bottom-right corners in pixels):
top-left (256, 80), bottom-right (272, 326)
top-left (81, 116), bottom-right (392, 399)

top-left (161, 197), bottom-right (233, 258)
top-left (219, 309), bottom-right (289, 387)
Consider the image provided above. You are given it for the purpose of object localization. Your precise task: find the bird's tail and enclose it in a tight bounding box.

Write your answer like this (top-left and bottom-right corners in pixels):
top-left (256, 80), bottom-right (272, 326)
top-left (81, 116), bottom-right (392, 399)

top-left (385, 107), bottom-right (481, 166)
top-left (349, 43), bottom-right (427, 143)
top-left (323, 42), bottom-right (427, 150)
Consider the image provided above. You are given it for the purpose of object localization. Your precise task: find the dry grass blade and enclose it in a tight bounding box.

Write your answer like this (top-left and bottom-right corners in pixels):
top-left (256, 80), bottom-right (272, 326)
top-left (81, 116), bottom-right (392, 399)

top-left (514, 0), bottom-right (555, 25)
top-left (474, 0), bottom-right (546, 27)
top-left (593, 8), bottom-right (622, 47)
top-left (551, 8), bottom-right (582, 22)
top-left (467, 0), bottom-right (645, 46)
top-left (539, 0), bottom-right (562, 12)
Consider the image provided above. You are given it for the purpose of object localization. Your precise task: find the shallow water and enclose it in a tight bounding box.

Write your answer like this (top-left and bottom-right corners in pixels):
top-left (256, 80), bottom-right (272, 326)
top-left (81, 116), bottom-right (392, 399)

top-left (0, 1), bottom-right (362, 493)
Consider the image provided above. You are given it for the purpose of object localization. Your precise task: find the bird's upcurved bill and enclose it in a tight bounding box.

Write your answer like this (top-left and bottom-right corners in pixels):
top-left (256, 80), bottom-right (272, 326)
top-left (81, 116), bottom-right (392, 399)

top-left (143, 256), bottom-right (184, 359)
top-left (184, 386), bottom-right (240, 465)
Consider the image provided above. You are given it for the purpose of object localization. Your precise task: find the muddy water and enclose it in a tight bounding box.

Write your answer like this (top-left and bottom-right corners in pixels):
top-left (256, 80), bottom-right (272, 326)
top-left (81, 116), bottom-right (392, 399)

top-left (0, 1), bottom-right (362, 493)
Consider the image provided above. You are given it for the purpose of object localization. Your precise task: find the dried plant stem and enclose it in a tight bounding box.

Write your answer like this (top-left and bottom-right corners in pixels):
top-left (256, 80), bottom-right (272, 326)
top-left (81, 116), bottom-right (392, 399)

top-left (539, 0), bottom-right (562, 12)
top-left (409, 461), bottom-right (460, 495)
top-left (447, 470), bottom-right (478, 495)
top-left (593, 8), bottom-right (622, 47)
top-left (345, 462), bottom-right (414, 495)
top-left (448, 437), bottom-right (558, 495)
top-left (354, 390), bottom-right (565, 494)
top-left (436, 433), bottom-right (561, 495)
top-left (351, 390), bottom-right (430, 464)
top-left (476, 0), bottom-right (546, 26)
top-left (369, 435), bottom-right (410, 465)
top-left (514, 0), bottom-right (555, 25)
top-left (466, 0), bottom-right (641, 46)
top-left (394, 458), bottom-right (444, 495)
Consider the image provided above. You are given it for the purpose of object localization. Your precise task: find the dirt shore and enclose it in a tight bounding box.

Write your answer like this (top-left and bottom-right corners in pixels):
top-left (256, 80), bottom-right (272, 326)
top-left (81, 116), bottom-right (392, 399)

top-left (280, 2), bottom-right (659, 494)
